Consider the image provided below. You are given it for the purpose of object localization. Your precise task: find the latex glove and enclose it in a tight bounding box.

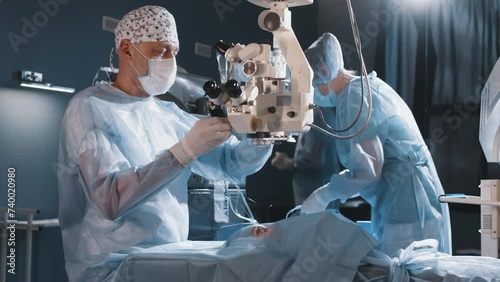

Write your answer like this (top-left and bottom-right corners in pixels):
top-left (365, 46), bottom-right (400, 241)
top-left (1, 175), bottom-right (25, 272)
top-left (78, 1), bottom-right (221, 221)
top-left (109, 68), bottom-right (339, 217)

top-left (184, 117), bottom-right (232, 156)
top-left (171, 117), bottom-right (232, 166)
top-left (270, 152), bottom-right (293, 171)
top-left (300, 184), bottom-right (334, 214)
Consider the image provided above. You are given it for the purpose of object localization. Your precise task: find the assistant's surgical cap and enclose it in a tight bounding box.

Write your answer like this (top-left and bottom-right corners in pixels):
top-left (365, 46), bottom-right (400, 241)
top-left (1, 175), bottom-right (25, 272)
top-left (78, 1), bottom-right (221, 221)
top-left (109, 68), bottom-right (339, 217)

top-left (304, 32), bottom-right (344, 86)
top-left (114, 5), bottom-right (178, 51)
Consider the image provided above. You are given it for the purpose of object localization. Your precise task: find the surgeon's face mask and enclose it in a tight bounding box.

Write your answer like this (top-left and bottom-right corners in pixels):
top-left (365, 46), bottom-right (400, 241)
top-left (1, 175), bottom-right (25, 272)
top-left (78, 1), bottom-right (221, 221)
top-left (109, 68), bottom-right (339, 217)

top-left (314, 86), bottom-right (338, 107)
top-left (130, 44), bottom-right (177, 96)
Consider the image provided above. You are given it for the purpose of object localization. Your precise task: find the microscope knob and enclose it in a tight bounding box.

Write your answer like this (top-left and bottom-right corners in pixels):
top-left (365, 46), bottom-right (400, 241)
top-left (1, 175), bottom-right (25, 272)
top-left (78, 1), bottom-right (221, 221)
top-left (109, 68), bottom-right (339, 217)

top-left (225, 79), bottom-right (242, 98)
top-left (214, 40), bottom-right (234, 55)
top-left (203, 80), bottom-right (221, 99)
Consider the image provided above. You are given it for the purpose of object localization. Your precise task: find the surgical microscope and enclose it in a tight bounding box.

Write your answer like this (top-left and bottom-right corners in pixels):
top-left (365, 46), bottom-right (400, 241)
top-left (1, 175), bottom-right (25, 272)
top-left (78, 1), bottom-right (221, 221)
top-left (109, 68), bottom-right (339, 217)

top-left (203, 0), bottom-right (315, 145)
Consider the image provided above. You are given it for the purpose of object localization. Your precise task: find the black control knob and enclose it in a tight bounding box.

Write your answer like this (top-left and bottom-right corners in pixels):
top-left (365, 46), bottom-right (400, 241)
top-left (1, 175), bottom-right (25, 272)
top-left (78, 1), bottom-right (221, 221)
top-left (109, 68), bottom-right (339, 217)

top-left (214, 40), bottom-right (234, 55)
top-left (203, 80), bottom-right (221, 99)
top-left (225, 79), bottom-right (242, 98)
top-left (287, 111), bottom-right (296, 118)
top-left (267, 107), bottom-right (276, 114)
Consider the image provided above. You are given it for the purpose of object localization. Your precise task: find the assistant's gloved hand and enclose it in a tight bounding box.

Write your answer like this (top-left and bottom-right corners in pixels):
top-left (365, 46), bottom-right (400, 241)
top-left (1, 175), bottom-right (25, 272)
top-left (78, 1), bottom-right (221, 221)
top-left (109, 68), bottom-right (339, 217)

top-left (300, 184), bottom-right (334, 214)
top-left (171, 117), bottom-right (232, 166)
top-left (271, 152), bottom-right (293, 171)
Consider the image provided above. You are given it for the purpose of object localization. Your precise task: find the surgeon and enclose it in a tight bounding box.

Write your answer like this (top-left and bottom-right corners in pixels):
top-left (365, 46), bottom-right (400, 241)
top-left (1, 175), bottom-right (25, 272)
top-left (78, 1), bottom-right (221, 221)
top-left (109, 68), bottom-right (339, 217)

top-left (57, 5), bottom-right (272, 282)
top-left (299, 32), bottom-right (452, 257)
top-left (271, 108), bottom-right (342, 205)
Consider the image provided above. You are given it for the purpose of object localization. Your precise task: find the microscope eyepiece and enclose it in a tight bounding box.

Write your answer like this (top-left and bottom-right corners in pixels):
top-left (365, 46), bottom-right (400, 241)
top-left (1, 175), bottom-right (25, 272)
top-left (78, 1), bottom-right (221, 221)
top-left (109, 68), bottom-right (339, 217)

top-left (225, 79), bottom-right (243, 98)
top-left (203, 80), bottom-right (222, 99)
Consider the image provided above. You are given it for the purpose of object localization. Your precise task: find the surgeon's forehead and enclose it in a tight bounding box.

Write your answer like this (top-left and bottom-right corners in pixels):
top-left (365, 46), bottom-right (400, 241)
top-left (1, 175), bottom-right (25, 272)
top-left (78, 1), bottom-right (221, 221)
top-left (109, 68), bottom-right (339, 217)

top-left (137, 41), bottom-right (179, 54)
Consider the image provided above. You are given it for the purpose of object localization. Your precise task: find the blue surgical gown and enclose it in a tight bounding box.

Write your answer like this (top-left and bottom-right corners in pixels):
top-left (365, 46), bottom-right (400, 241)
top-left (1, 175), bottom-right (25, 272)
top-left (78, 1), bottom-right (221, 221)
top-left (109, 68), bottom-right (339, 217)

top-left (57, 82), bottom-right (272, 281)
top-left (293, 108), bottom-right (342, 205)
top-left (325, 72), bottom-right (451, 256)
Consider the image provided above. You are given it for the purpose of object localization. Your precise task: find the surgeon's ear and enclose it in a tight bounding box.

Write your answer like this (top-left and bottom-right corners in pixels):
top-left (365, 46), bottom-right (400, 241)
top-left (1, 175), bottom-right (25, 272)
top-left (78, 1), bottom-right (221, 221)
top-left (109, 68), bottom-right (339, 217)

top-left (119, 40), bottom-right (133, 59)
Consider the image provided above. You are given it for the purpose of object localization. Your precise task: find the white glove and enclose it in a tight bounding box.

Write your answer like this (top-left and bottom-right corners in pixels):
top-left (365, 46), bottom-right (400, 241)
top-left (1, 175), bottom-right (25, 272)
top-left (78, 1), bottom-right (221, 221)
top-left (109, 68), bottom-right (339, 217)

top-left (171, 117), bottom-right (232, 166)
top-left (300, 184), bottom-right (334, 214)
top-left (271, 152), bottom-right (294, 171)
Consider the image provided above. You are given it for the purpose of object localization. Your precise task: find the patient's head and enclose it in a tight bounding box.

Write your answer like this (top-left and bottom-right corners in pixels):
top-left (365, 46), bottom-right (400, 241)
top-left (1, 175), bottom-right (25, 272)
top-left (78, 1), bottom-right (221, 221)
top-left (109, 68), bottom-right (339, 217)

top-left (223, 223), bottom-right (274, 249)
top-left (223, 213), bottom-right (345, 253)
top-left (251, 225), bottom-right (272, 238)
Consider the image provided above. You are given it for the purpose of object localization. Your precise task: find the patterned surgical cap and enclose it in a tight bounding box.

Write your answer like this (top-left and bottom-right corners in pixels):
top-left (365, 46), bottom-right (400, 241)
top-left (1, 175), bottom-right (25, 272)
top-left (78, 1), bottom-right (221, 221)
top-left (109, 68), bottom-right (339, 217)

top-left (304, 33), bottom-right (344, 86)
top-left (114, 5), bottom-right (178, 51)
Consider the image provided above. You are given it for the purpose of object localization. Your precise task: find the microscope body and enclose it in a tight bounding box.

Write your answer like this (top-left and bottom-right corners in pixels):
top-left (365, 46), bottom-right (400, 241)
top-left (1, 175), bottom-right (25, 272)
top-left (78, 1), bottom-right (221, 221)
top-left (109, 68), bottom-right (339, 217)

top-left (205, 0), bottom-right (314, 145)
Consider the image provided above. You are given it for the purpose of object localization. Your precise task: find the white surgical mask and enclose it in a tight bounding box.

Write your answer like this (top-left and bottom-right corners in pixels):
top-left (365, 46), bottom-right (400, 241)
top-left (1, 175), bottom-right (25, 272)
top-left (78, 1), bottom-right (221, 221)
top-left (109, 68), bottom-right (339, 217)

top-left (130, 44), bottom-right (177, 96)
top-left (314, 86), bottom-right (338, 107)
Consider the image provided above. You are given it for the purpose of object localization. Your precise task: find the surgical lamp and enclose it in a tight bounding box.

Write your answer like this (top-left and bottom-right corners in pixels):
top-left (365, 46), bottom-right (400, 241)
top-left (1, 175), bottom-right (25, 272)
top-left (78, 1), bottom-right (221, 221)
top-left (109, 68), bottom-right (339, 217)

top-left (204, 0), bottom-right (315, 145)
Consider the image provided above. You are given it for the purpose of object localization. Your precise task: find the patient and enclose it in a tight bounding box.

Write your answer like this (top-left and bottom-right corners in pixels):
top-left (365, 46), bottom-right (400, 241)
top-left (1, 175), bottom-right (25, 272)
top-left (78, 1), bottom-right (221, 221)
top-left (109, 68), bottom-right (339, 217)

top-left (111, 212), bottom-right (500, 282)
top-left (224, 215), bottom-right (500, 282)
top-left (109, 212), bottom-right (378, 282)
top-left (221, 212), bottom-right (379, 281)
top-left (251, 225), bottom-right (272, 238)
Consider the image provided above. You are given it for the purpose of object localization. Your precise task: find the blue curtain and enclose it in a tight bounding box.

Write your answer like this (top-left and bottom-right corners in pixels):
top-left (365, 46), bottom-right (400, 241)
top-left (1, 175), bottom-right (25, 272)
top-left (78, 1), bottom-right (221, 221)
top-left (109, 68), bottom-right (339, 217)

top-left (382, 0), bottom-right (500, 106)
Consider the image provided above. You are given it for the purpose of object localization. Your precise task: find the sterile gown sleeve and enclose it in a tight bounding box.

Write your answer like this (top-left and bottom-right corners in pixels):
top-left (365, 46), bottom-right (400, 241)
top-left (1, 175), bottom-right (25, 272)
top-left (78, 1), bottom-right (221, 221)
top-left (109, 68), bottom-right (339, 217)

top-left (171, 108), bottom-right (273, 184)
top-left (62, 94), bottom-right (190, 221)
top-left (293, 108), bottom-right (343, 205)
top-left (327, 74), bottom-right (387, 202)
top-left (193, 135), bottom-right (273, 184)
top-left (76, 128), bottom-right (187, 220)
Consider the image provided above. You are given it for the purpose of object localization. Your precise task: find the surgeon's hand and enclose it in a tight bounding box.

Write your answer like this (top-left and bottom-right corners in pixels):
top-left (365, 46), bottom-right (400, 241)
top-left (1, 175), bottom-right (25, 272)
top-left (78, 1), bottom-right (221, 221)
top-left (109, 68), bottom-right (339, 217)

top-left (170, 118), bottom-right (233, 167)
top-left (300, 184), bottom-right (333, 214)
top-left (183, 117), bottom-right (232, 157)
top-left (271, 152), bottom-right (293, 171)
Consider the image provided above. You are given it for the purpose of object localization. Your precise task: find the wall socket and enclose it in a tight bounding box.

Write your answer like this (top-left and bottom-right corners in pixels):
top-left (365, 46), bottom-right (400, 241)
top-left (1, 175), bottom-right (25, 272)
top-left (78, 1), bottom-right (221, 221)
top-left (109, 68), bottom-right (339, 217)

top-left (21, 70), bottom-right (43, 83)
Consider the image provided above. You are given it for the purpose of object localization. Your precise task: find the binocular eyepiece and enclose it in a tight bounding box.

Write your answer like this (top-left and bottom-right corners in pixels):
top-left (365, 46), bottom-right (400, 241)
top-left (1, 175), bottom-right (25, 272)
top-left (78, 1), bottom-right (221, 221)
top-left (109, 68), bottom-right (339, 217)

top-left (203, 79), bottom-right (244, 103)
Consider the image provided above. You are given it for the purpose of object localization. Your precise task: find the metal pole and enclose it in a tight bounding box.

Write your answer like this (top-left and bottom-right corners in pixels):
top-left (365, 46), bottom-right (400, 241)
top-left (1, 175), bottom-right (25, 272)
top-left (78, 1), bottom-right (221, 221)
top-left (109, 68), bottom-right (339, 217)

top-left (1, 211), bottom-right (8, 282)
top-left (25, 213), bottom-right (34, 282)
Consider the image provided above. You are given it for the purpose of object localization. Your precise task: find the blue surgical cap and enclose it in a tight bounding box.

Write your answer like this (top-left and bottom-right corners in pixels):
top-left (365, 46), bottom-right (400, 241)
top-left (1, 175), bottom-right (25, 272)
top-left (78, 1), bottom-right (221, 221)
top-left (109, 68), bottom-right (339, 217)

top-left (304, 33), bottom-right (344, 86)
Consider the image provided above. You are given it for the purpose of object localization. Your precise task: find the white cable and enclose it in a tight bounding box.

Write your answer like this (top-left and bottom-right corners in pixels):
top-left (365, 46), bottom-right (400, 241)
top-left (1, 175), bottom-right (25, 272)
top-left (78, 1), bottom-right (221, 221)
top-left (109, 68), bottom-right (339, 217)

top-left (306, 0), bottom-right (373, 140)
top-left (228, 184), bottom-right (257, 223)
top-left (91, 68), bottom-right (113, 86)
